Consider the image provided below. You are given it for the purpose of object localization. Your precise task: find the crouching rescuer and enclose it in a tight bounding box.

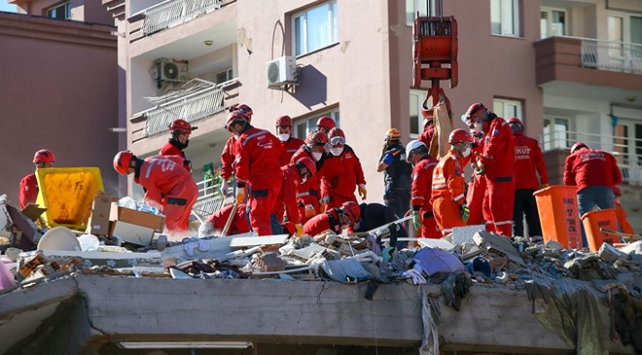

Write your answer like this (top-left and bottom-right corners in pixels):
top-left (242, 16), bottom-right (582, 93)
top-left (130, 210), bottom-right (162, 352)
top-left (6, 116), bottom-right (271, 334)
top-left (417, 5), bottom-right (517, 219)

top-left (406, 140), bottom-right (440, 238)
top-left (113, 151), bottom-right (198, 236)
top-left (304, 201), bottom-right (361, 236)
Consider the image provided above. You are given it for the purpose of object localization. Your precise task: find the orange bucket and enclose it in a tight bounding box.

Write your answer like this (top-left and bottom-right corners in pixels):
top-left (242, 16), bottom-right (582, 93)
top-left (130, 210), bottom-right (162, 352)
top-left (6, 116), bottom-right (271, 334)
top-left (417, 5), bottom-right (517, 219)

top-left (581, 209), bottom-right (619, 252)
top-left (534, 186), bottom-right (582, 249)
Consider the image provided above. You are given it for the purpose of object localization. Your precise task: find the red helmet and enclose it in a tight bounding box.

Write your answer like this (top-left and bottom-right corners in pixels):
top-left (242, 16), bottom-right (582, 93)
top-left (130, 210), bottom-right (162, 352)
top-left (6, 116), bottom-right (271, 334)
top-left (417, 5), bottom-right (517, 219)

top-left (169, 119), bottom-right (197, 134)
top-left (33, 149), bottom-right (55, 164)
top-left (328, 128), bottom-right (346, 145)
top-left (225, 110), bottom-right (249, 131)
top-left (341, 201), bottom-right (361, 223)
top-left (231, 104), bottom-right (253, 121)
top-left (385, 128), bottom-right (401, 141)
top-left (571, 142), bottom-right (588, 154)
top-left (295, 156), bottom-right (317, 177)
top-left (305, 130), bottom-right (329, 147)
top-left (507, 117), bottom-right (524, 132)
top-left (448, 129), bottom-right (472, 144)
top-left (316, 116), bottom-right (336, 130)
top-left (113, 151), bottom-right (135, 175)
top-left (276, 115), bottom-right (293, 127)
top-left (464, 103), bottom-right (487, 121)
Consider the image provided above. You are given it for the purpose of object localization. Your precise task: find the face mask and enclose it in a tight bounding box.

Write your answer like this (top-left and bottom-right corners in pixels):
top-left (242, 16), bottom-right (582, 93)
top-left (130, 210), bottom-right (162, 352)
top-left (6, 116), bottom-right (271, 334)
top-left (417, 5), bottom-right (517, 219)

top-left (473, 122), bottom-right (483, 135)
top-left (331, 147), bottom-right (343, 156)
top-left (312, 152), bottom-right (323, 161)
top-left (278, 133), bottom-right (290, 142)
top-left (462, 147), bottom-right (471, 157)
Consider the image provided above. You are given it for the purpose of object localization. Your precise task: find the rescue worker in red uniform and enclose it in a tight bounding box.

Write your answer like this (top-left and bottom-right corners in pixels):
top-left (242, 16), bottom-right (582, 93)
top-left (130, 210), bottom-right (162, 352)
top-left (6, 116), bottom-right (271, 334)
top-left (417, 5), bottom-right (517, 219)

top-left (406, 140), bottom-right (440, 238)
top-left (19, 149), bottom-right (55, 209)
top-left (465, 103), bottom-right (515, 237)
top-left (316, 116), bottom-right (336, 135)
top-left (276, 115), bottom-right (306, 166)
top-left (226, 110), bottom-right (283, 236)
top-left (460, 114), bottom-right (486, 226)
top-left (303, 201), bottom-right (361, 236)
top-left (564, 142), bottom-right (622, 247)
top-left (220, 104), bottom-right (253, 195)
top-left (159, 119), bottom-right (197, 172)
top-left (431, 129), bottom-right (471, 236)
top-left (198, 204), bottom-right (251, 237)
top-left (613, 186), bottom-right (635, 235)
top-left (274, 157), bottom-right (317, 237)
top-left (318, 128), bottom-right (367, 210)
top-left (291, 131), bottom-right (330, 223)
top-left (508, 117), bottom-right (549, 240)
top-left (113, 152), bottom-right (198, 235)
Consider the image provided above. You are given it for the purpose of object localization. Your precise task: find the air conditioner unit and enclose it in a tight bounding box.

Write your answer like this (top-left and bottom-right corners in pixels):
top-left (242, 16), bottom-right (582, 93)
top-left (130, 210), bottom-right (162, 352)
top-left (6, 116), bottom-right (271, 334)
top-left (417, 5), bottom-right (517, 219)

top-left (266, 56), bottom-right (297, 89)
top-left (156, 58), bottom-right (189, 82)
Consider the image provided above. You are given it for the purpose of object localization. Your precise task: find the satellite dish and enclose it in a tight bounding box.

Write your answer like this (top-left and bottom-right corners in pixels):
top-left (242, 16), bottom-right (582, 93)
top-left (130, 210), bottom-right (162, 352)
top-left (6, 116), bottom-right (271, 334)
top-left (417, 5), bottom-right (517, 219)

top-left (37, 227), bottom-right (81, 251)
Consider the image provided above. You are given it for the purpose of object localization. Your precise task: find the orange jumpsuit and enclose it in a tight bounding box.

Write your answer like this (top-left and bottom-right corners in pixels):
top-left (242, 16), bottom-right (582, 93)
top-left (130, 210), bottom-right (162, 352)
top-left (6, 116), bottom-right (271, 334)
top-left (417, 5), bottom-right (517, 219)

top-left (431, 150), bottom-right (468, 235)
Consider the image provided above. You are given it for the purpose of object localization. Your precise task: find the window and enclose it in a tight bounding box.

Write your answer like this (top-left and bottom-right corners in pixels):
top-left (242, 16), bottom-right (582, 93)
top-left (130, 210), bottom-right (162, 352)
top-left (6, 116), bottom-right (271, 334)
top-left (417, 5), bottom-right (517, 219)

top-left (540, 8), bottom-right (567, 38)
top-left (543, 117), bottom-right (570, 151)
top-left (491, 0), bottom-right (520, 37)
top-left (493, 98), bottom-right (522, 120)
top-left (294, 110), bottom-right (340, 139)
top-left (293, 1), bottom-right (338, 56)
top-left (216, 68), bottom-right (233, 84)
top-left (406, 0), bottom-right (438, 25)
top-left (46, 2), bottom-right (71, 19)
top-left (410, 89), bottom-right (427, 137)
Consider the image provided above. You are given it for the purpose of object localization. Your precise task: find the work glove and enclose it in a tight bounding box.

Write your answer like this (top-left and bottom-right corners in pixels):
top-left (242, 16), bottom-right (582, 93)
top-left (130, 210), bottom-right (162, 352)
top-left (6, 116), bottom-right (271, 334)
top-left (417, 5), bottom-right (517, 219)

top-left (358, 184), bottom-right (367, 200)
top-left (541, 183), bottom-right (550, 189)
top-left (198, 221), bottom-right (214, 238)
top-left (295, 224), bottom-right (304, 237)
top-left (235, 185), bottom-right (246, 205)
top-left (220, 179), bottom-right (229, 196)
top-left (474, 158), bottom-right (486, 175)
top-left (304, 204), bottom-right (316, 218)
top-left (412, 210), bottom-right (423, 231)
top-left (319, 201), bottom-right (327, 212)
top-left (460, 204), bottom-right (470, 222)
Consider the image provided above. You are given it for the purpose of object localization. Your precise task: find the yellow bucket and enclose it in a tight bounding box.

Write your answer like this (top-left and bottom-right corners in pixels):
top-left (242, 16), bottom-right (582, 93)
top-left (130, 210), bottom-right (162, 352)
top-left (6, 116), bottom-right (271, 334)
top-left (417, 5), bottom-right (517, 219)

top-left (35, 167), bottom-right (104, 231)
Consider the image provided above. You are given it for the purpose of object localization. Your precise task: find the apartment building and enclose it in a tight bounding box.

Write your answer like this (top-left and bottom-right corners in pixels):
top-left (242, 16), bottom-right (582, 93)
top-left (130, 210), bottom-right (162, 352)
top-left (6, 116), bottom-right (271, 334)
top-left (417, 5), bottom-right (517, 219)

top-left (106, 0), bottom-right (642, 230)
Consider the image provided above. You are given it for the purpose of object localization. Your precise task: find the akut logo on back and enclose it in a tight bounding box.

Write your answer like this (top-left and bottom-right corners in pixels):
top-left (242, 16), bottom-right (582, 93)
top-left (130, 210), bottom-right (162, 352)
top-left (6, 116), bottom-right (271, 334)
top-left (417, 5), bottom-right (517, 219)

top-left (515, 146), bottom-right (531, 160)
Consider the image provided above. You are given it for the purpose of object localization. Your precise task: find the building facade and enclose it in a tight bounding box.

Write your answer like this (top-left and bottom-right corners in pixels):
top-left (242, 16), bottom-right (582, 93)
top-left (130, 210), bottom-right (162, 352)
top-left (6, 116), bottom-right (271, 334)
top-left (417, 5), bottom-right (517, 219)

top-left (107, 0), bottom-right (642, 231)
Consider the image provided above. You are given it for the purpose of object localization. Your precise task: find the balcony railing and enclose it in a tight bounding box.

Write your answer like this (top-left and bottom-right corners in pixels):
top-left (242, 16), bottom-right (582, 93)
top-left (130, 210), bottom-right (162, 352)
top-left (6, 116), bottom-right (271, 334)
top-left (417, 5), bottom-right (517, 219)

top-left (192, 177), bottom-right (228, 220)
top-left (541, 129), bottom-right (642, 185)
top-left (141, 0), bottom-right (223, 36)
top-left (580, 38), bottom-right (642, 75)
top-left (138, 78), bottom-right (233, 138)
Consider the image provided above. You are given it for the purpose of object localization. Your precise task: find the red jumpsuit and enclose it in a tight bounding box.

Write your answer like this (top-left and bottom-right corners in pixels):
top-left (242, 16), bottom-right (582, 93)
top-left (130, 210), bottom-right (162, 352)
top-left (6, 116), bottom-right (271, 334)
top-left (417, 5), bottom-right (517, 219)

top-left (159, 140), bottom-right (191, 172)
top-left (291, 146), bottom-right (322, 223)
top-left (411, 156), bottom-right (440, 238)
top-left (318, 145), bottom-right (366, 210)
top-left (279, 137), bottom-right (306, 167)
top-left (274, 164), bottom-right (301, 225)
top-left (478, 117), bottom-right (515, 237)
top-left (465, 134), bottom-right (486, 225)
top-left (431, 150), bottom-right (468, 235)
top-left (206, 203), bottom-right (250, 235)
top-left (19, 173), bottom-right (38, 210)
top-left (235, 127), bottom-right (283, 236)
top-left (220, 136), bottom-right (237, 180)
top-left (303, 208), bottom-right (343, 236)
top-left (417, 123), bottom-right (435, 152)
top-left (136, 155), bottom-right (198, 233)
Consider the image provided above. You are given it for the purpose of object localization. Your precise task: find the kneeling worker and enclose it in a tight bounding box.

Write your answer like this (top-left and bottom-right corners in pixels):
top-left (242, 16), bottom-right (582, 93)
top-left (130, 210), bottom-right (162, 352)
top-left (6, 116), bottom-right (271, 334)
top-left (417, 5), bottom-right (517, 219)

top-left (304, 201), bottom-right (361, 236)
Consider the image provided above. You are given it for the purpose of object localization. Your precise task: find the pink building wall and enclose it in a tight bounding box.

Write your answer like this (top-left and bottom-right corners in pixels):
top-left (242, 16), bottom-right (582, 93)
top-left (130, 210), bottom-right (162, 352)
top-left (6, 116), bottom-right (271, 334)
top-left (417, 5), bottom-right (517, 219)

top-left (0, 13), bottom-right (118, 204)
top-left (11, 0), bottom-right (113, 25)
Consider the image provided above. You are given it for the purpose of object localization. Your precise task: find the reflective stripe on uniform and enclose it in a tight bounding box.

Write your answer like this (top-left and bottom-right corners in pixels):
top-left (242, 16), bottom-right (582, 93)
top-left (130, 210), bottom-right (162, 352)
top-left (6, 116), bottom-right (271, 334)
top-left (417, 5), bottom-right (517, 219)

top-left (242, 130), bottom-right (269, 146)
top-left (494, 220), bottom-right (514, 226)
top-left (453, 193), bottom-right (465, 201)
top-left (145, 160), bottom-right (156, 179)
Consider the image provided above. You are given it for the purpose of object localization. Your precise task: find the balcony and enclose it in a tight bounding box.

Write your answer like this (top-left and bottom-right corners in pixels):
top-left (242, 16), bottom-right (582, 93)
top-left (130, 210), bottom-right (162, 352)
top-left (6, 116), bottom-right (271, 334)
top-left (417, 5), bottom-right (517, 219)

top-left (140, 0), bottom-right (223, 36)
top-left (540, 129), bottom-right (642, 186)
top-left (534, 36), bottom-right (642, 92)
top-left (192, 176), bottom-right (228, 221)
top-left (130, 78), bottom-right (239, 144)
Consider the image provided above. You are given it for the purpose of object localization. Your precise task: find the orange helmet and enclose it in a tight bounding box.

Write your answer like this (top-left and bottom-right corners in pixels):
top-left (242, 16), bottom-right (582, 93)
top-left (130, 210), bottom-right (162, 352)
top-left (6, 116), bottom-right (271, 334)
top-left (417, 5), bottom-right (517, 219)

top-left (305, 130), bottom-right (329, 147)
top-left (385, 128), bottom-right (401, 141)
top-left (225, 110), bottom-right (249, 131)
top-left (508, 117), bottom-right (524, 132)
top-left (276, 115), bottom-right (293, 127)
top-left (295, 156), bottom-right (317, 178)
top-left (33, 149), bottom-right (55, 164)
top-left (448, 129), bottom-right (472, 144)
top-left (328, 128), bottom-right (346, 145)
top-left (571, 142), bottom-right (588, 154)
top-left (341, 201), bottom-right (361, 223)
top-left (169, 119), bottom-right (197, 134)
top-left (113, 151), bottom-right (135, 175)
top-left (230, 104), bottom-right (253, 121)
top-left (316, 116), bottom-right (336, 130)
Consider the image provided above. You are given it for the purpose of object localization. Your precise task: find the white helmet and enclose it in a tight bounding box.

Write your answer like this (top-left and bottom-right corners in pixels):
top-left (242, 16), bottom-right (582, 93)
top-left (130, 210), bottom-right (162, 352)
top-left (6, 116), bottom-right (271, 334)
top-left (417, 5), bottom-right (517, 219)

top-left (405, 140), bottom-right (427, 162)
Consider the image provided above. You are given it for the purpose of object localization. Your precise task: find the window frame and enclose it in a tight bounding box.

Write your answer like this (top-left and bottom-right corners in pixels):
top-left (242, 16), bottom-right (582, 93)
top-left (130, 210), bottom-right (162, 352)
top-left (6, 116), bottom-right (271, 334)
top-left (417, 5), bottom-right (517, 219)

top-left (543, 116), bottom-right (571, 151)
top-left (405, 0), bottom-right (438, 26)
top-left (540, 7), bottom-right (568, 38)
top-left (409, 89), bottom-right (427, 138)
top-left (493, 98), bottom-right (523, 120)
top-left (292, 1), bottom-right (339, 57)
top-left (491, 0), bottom-right (521, 37)
top-left (608, 11), bottom-right (642, 44)
top-left (46, 1), bottom-right (71, 19)
top-left (294, 110), bottom-right (340, 140)
top-left (215, 68), bottom-right (234, 84)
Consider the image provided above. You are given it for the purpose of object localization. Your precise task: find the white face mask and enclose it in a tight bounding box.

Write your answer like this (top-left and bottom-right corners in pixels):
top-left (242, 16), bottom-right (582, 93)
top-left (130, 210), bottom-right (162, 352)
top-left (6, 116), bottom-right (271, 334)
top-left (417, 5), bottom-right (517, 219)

top-left (473, 122), bottom-right (483, 135)
top-left (462, 147), bottom-right (471, 157)
top-left (278, 133), bottom-right (290, 142)
top-left (312, 152), bottom-right (323, 161)
top-left (330, 147), bottom-right (343, 156)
